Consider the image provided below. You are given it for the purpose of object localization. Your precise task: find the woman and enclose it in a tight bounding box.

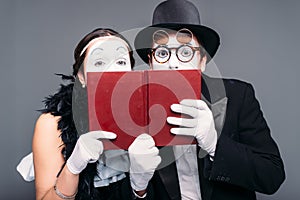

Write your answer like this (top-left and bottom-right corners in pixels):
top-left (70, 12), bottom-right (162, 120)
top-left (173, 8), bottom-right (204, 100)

top-left (32, 28), bottom-right (136, 200)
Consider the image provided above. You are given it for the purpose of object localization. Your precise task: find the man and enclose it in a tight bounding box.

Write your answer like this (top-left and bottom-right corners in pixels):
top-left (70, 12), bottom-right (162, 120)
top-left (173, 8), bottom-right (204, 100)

top-left (128, 0), bottom-right (285, 199)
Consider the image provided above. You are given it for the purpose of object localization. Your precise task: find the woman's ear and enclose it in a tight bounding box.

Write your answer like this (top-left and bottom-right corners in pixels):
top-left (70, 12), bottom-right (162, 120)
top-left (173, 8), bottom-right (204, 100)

top-left (200, 55), bottom-right (207, 72)
top-left (77, 71), bottom-right (86, 87)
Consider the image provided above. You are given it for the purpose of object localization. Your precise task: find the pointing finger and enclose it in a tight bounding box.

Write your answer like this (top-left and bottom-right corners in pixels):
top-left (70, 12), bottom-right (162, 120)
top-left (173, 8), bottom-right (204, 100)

top-left (85, 131), bottom-right (117, 140)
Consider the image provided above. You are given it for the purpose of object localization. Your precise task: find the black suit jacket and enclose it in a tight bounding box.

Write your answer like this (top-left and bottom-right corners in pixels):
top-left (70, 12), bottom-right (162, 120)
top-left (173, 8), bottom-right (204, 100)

top-left (146, 75), bottom-right (285, 200)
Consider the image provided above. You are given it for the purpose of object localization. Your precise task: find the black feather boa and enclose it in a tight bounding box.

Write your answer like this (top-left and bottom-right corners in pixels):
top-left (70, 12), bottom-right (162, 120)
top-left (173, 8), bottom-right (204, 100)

top-left (40, 75), bottom-right (102, 200)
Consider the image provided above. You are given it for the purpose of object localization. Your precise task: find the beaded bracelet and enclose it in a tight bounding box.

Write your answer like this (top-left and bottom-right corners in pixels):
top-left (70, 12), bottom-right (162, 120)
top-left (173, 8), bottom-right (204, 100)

top-left (54, 179), bottom-right (77, 199)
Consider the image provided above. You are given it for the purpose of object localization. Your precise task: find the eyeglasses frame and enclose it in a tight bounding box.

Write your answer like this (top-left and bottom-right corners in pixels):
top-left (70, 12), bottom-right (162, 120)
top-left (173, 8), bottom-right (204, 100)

top-left (151, 44), bottom-right (205, 64)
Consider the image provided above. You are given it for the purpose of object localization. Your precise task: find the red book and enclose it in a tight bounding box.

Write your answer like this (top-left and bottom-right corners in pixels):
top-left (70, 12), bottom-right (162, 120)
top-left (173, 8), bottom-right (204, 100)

top-left (87, 69), bottom-right (200, 149)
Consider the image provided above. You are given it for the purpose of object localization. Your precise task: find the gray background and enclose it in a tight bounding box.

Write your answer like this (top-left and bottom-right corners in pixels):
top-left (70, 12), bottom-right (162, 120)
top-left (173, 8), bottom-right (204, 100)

top-left (1, 0), bottom-right (299, 199)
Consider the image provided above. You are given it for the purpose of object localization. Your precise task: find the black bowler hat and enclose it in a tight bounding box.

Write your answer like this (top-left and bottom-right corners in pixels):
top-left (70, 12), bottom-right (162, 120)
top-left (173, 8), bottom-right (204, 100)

top-left (134, 0), bottom-right (220, 63)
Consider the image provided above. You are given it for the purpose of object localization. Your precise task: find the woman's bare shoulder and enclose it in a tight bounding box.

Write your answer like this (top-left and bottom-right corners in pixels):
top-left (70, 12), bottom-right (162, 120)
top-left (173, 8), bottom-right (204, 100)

top-left (33, 113), bottom-right (63, 149)
top-left (36, 113), bottom-right (60, 130)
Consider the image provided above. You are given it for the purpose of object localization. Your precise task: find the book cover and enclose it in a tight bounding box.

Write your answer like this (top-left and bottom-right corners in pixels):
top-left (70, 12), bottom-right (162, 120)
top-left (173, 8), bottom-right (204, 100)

top-left (87, 69), bottom-right (200, 149)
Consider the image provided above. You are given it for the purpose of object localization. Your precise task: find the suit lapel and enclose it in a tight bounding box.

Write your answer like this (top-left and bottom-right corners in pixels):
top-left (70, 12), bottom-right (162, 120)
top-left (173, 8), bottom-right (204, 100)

top-left (157, 146), bottom-right (181, 200)
top-left (201, 75), bottom-right (227, 137)
top-left (202, 95), bottom-right (228, 137)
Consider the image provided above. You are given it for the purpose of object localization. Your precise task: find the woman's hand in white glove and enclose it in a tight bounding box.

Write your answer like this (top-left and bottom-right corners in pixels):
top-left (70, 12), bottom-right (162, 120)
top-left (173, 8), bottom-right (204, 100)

top-left (66, 131), bottom-right (116, 175)
top-left (128, 133), bottom-right (161, 191)
top-left (167, 99), bottom-right (217, 157)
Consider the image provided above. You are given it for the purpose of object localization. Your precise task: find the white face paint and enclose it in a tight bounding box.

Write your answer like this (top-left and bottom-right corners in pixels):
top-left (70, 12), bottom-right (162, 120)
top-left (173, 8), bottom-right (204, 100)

top-left (84, 36), bottom-right (131, 75)
top-left (150, 33), bottom-right (206, 71)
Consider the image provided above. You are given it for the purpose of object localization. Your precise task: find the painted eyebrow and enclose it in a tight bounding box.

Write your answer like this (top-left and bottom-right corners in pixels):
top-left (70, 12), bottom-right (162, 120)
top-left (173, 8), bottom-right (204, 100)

top-left (90, 47), bottom-right (104, 55)
top-left (116, 46), bottom-right (127, 52)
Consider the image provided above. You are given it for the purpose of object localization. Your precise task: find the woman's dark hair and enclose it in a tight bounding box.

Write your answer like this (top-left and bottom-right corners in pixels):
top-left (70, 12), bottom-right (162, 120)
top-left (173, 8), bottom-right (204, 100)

top-left (72, 28), bottom-right (135, 76)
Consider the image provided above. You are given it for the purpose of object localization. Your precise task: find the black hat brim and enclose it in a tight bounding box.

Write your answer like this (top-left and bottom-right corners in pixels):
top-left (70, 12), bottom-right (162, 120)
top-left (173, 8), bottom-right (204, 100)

top-left (134, 23), bottom-right (220, 64)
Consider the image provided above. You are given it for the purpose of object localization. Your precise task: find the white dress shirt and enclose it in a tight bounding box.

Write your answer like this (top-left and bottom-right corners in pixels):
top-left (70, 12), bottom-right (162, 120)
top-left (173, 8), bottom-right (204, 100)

top-left (173, 144), bottom-right (201, 200)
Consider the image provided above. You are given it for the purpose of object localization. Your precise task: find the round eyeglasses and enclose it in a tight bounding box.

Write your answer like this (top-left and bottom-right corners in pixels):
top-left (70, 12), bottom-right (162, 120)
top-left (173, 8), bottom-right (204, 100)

top-left (152, 28), bottom-right (194, 45)
top-left (151, 45), bottom-right (203, 63)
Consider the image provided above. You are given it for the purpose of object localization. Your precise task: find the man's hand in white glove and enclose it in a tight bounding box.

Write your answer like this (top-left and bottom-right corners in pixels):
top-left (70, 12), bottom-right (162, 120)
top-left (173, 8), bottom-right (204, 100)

top-left (167, 99), bottom-right (217, 157)
top-left (128, 133), bottom-right (161, 191)
top-left (66, 131), bottom-right (116, 175)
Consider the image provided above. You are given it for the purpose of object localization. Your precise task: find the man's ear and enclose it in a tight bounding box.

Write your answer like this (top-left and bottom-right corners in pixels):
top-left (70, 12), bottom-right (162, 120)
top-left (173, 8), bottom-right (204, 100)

top-left (148, 54), bottom-right (153, 69)
top-left (200, 55), bottom-right (207, 72)
top-left (77, 71), bottom-right (86, 85)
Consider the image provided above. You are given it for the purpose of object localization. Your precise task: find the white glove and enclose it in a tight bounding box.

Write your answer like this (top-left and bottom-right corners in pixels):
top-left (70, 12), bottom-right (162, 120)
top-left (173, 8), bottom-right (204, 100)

top-left (167, 99), bottom-right (217, 157)
top-left (66, 131), bottom-right (116, 174)
top-left (128, 133), bottom-right (161, 191)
